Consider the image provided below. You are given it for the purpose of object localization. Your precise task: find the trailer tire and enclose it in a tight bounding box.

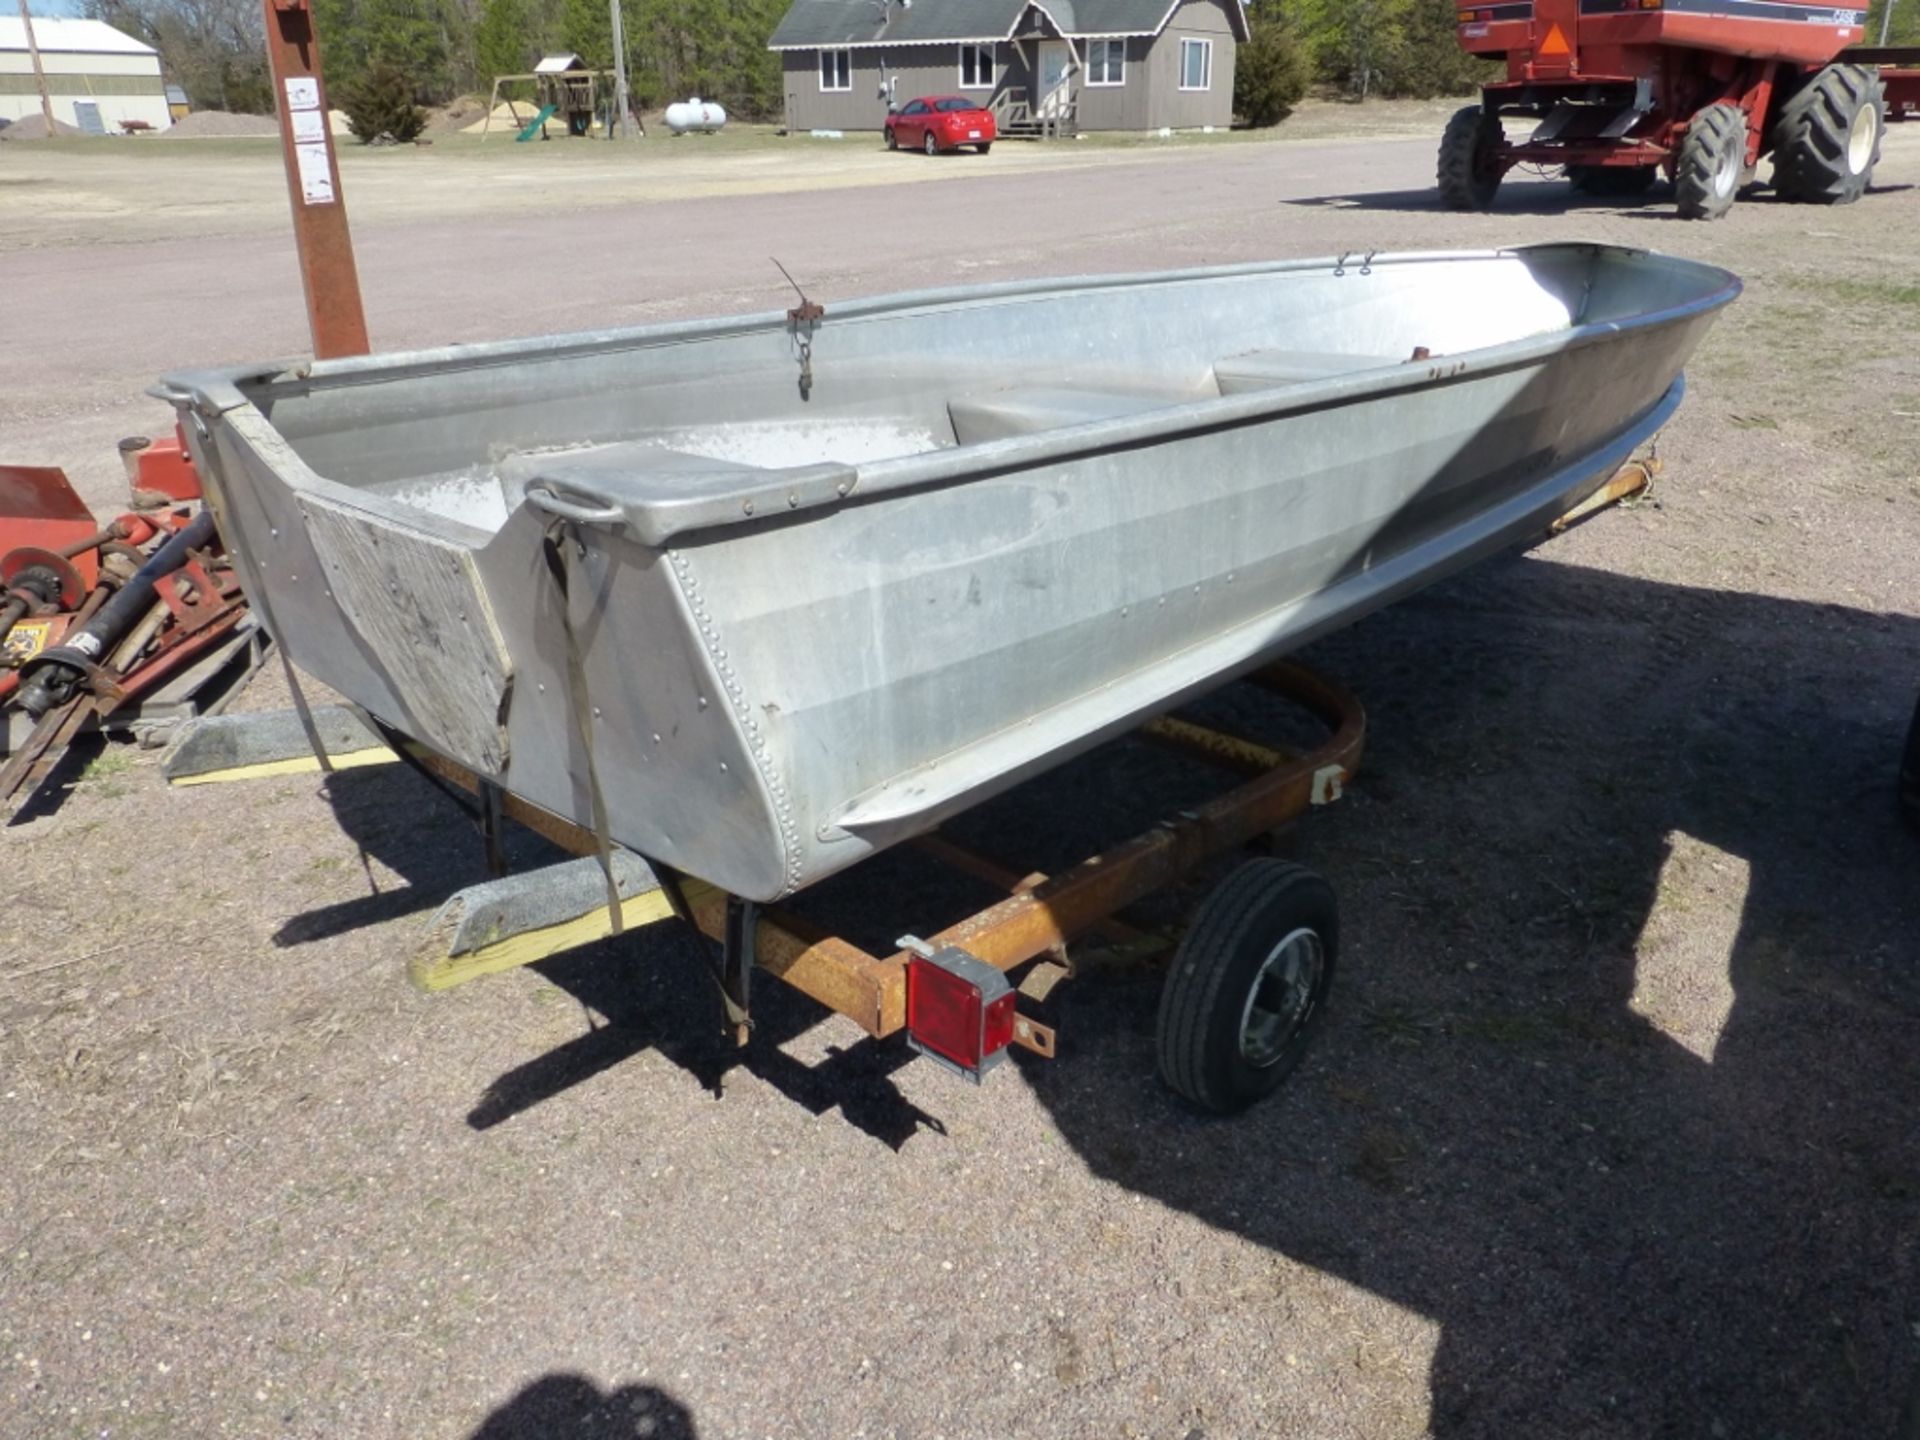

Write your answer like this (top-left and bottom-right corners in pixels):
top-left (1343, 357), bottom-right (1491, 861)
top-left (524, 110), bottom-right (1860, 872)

top-left (1438, 105), bottom-right (1504, 210)
top-left (1675, 102), bottom-right (1747, 220)
top-left (1771, 63), bottom-right (1885, 205)
top-left (1567, 164), bottom-right (1659, 197)
top-left (1157, 858), bottom-right (1337, 1115)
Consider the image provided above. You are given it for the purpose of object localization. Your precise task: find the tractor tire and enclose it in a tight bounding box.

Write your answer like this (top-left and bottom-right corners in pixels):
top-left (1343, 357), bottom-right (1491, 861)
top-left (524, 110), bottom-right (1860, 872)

top-left (1771, 63), bottom-right (1886, 205)
top-left (1567, 163), bottom-right (1659, 197)
top-left (1156, 858), bottom-right (1338, 1115)
top-left (1438, 104), bottom-right (1504, 211)
top-left (1675, 102), bottom-right (1747, 220)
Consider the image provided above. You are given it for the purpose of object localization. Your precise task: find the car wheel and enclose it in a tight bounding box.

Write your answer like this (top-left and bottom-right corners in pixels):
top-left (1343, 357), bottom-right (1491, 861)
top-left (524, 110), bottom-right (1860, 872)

top-left (924, 130), bottom-right (939, 155)
top-left (885, 127), bottom-right (896, 150)
top-left (977, 142), bottom-right (992, 154)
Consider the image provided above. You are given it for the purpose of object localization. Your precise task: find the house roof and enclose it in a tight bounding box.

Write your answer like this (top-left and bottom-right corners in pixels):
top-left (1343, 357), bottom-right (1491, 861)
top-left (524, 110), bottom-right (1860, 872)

top-left (0, 15), bottom-right (157, 55)
top-left (768, 0), bottom-right (1246, 51)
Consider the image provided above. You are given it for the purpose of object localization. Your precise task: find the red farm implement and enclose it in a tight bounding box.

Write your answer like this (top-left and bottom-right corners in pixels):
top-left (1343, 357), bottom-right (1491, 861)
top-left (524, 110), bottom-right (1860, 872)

top-left (1442, 0), bottom-right (1907, 218)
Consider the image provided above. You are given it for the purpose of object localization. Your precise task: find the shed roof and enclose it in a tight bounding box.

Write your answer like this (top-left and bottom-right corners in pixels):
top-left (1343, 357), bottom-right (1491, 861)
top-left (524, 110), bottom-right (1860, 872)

top-left (768, 0), bottom-right (1246, 50)
top-left (533, 52), bottom-right (587, 74)
top-left (0, 15), bottom-right (157, 56)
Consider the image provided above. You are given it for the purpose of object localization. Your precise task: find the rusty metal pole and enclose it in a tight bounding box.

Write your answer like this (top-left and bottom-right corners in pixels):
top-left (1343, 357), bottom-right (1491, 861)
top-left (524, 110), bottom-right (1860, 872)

top-left (260, 0), bottom-right (369, 359)
top-left (15, 0), bottom-right (58, 135)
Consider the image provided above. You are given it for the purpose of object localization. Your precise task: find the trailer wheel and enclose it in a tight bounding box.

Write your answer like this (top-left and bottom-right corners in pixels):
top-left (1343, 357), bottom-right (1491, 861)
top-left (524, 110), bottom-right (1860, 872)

top-left (1901, 690), bottom-right (1920, 836)
top-left (1157, 858), bottom-right (1337, 1115)
top-left (1771, 63), bottom-right (1886, 205)
top-left (1438, 105), bottom-right (1503, 210)
top-left (1675, 102), bottom-right (1747, 220)
top-left (1567, 164), bottom-right (1658, 198)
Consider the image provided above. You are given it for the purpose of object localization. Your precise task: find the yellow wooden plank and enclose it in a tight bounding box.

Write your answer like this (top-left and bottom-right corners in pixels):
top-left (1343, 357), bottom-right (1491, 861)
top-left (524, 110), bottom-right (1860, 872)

top-left (167, 746), bottom-right (399, 786)
top-left (410, 878), bottom-right (717, 993)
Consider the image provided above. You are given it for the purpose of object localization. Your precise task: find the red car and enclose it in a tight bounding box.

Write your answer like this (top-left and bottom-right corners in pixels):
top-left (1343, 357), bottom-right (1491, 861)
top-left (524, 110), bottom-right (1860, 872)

top-left (886, 95), bottom-right (996, 155)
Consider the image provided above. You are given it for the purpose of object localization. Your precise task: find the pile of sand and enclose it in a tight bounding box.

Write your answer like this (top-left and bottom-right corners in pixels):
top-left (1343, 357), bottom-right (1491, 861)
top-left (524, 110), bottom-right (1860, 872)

top-left (461, 101), bottom-right (563, 136)
top-left (158, 110), bottom-right (279, 138)
top-left (0, 113), bottom-right (84, 141)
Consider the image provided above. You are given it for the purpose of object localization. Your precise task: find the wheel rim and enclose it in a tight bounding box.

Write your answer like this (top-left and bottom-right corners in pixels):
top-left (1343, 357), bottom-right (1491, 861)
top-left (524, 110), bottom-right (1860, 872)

top-left (1847, 103), bottom-right (1878, 176)
top-left (1238, 927), bottom-right (1324, 1069)
top-left (1713, 136), bottom-right (1739, 199)
top-left (925, 132), bottom-right (937, 154)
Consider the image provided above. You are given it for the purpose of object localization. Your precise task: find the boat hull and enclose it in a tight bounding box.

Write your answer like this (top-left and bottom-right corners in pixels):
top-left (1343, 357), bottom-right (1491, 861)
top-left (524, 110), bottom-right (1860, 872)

top-left (163, 244), bottom-right (1737, 900)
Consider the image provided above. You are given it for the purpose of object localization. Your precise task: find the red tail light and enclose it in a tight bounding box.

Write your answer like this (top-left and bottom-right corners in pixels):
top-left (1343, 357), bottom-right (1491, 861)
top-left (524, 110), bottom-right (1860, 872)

top-left (904, 944), bottom-right (1017, 1082)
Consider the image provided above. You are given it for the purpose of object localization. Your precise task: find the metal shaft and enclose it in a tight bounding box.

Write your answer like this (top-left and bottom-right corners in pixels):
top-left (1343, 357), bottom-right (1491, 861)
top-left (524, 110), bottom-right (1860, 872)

top-left (16, 510), bottom-right (216, 717)
top-left (260, 0), bottom-right (369, 359)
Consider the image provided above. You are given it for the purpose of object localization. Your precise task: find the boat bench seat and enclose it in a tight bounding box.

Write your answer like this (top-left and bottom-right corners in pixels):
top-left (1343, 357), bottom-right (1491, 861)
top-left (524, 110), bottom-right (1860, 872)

top-left (948, 386), bottom-right (1192, 446)
top-left (1212, 350), bottom-right (1399, 395)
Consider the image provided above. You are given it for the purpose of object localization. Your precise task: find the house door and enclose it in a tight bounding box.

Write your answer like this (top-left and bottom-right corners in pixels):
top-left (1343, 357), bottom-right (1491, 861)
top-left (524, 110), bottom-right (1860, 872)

top-left (1036, 41), bottom-right (1072, 118)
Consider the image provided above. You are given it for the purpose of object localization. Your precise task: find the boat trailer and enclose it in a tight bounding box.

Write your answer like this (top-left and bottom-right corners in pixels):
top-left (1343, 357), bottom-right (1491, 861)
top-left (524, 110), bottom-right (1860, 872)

top-left (167, 658), bottom-right (1363, 1112)
top-left (160, 455), bottom-right (1657, 1114)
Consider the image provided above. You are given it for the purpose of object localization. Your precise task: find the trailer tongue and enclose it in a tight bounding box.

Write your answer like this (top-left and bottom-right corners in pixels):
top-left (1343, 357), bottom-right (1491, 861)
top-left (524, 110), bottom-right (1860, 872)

top-left (1444, 0), bottom-right (1892, 218)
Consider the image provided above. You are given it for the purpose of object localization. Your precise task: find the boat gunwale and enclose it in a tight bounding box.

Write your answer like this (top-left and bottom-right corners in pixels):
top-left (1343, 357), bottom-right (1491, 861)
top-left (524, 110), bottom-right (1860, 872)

top-left (154, 245), bottom-right (1740, 547)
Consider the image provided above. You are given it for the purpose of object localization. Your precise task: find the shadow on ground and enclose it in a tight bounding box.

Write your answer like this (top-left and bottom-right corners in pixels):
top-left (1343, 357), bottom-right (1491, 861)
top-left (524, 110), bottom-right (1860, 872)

top-left (1017, 552), bottom-right (1920, 1437)
top-left (296, 545), bottom-right (1920, 1434)
top-left (1282, 176), bottom-right (1914, 217)
top-left (468, 1374), bottom-right (696, 1438)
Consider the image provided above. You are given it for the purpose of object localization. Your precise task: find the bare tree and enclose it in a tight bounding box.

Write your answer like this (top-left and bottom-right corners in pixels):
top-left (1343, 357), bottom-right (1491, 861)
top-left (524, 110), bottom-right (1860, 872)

top-left (83, 0), bottom-right (270, 112)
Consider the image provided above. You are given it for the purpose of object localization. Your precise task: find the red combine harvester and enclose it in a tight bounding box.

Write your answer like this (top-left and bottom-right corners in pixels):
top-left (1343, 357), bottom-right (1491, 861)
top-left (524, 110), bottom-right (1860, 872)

top-left (1441, 0), bottom-right (1914, 218)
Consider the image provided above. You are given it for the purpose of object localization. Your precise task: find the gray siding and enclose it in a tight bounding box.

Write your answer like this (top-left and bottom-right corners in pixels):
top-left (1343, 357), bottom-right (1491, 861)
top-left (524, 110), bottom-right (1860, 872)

top-left (1145, 0), bottom-right (1237, 130)
top-left (776, 0), bottom-right (1240, 134)
top-left (783, 42), bottom-right (1019, 132)
top-left (1071, 35), bottom-right (1153, 131)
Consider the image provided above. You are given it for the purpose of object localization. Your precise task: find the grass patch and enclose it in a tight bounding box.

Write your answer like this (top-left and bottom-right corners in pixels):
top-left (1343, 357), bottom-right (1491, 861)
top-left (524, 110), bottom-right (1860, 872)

top-left (1781, 275), bottom-right (1920, 309)
top-left (78, 747), bottom-right (138, 798)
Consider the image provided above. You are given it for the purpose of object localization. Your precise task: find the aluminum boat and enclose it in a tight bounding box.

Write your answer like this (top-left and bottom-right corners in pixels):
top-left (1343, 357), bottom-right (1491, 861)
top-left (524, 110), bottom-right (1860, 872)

top-left (160, 243), bottom-right (1738, 901)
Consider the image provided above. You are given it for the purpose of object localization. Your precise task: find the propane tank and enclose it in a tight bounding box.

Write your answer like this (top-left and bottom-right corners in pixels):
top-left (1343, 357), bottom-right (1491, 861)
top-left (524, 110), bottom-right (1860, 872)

top-left (665, 98), bottom-right (727, 135)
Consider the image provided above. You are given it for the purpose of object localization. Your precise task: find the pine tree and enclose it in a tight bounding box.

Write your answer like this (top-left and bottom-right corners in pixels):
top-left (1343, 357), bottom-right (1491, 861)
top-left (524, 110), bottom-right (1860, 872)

top-left (475, 0), bottom-right (535, 85)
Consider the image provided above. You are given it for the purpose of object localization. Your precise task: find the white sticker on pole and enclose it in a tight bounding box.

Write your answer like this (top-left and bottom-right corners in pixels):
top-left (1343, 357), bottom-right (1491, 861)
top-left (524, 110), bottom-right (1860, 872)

top-left (290, 108), bottom-right (326, 143)
top-left (294, 140), bottom-right (335, 205)
top-left (284, 76), bottom-right (321, 111)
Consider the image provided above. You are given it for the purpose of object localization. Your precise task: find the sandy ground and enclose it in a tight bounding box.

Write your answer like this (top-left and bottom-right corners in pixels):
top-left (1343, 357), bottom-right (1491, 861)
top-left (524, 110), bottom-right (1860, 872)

top-left (3, 106), bottom-right (1920, 1439)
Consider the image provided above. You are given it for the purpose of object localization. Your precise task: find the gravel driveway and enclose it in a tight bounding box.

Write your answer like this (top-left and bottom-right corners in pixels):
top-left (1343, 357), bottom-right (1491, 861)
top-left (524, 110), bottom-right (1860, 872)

top-left (3, 115), bottom-right (1918, 1439)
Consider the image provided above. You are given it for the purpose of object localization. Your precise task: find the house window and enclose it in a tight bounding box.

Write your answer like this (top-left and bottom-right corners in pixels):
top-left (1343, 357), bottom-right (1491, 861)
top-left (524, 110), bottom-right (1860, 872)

top-left (959, 43), bottom-right (995, 89)
top-left (1085, 38), bottom-right (1125, 86)
top-left (1179, 37), bottom-right (1212, 91)
top-left (819, 48), bottom-right (851, 92)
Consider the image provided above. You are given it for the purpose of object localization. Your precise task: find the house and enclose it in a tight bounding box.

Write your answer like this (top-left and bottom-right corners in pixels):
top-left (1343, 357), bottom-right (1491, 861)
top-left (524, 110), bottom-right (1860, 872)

top-left (0, 15), bottom-right (170, 134)
top-left (768, 0), bottom-right (1247, 137)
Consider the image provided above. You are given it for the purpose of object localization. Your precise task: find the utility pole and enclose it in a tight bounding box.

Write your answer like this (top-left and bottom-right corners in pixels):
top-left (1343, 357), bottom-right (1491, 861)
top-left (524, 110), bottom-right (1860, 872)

top-left (15, 0), bottom-right (58, 135)
top-left (608, 0), bottom-right (635, 140)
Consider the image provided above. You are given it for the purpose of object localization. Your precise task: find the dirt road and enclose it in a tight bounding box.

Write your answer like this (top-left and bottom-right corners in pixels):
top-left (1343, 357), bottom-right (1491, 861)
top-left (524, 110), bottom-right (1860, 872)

top-left (3, 117), bottom-right (1919, 1439)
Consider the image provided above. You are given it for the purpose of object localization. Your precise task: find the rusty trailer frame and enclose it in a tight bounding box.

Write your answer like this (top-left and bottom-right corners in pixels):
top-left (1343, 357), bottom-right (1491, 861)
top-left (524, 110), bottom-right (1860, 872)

top-left (400, 660), bottom-right (1364, 1065)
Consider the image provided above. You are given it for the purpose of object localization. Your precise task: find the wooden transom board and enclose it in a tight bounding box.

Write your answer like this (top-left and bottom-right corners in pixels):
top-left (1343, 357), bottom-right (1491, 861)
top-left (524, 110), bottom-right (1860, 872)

top-left (297, 494), bottom-right (513, 773)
